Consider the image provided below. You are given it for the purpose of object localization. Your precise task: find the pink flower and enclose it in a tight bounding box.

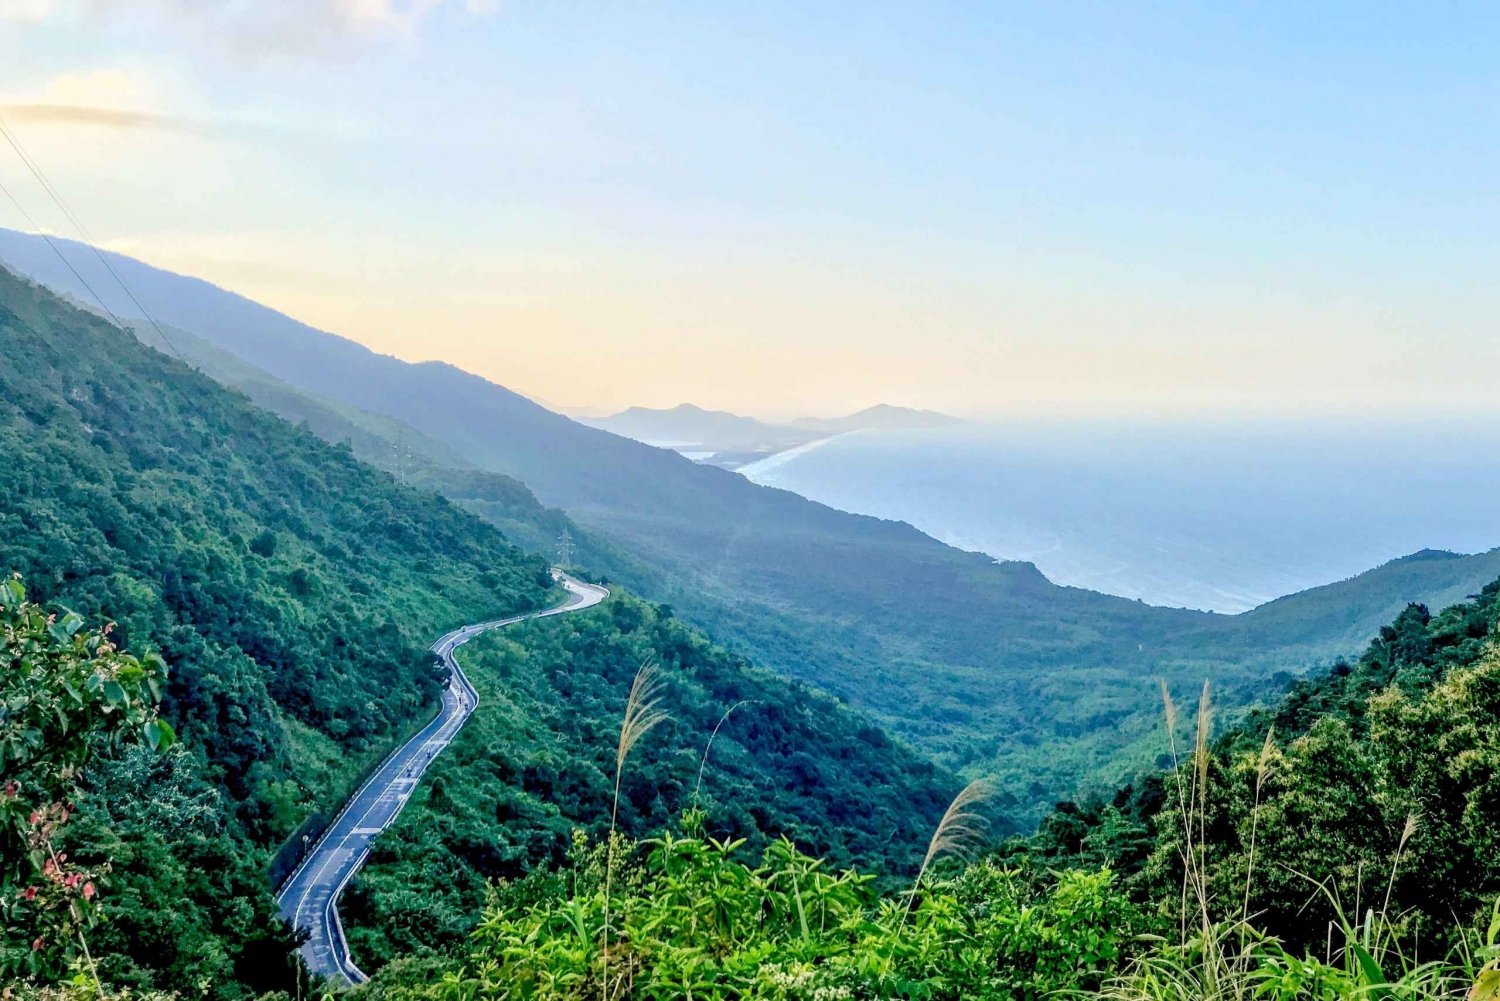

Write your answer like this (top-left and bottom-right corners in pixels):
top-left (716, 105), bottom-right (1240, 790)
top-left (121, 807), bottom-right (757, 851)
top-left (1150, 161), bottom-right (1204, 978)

top-left (22, 886), bottom-right (37, 901)
top-left (31, 936), bottom-right (44, 952)
top-left (82, 882), bottom-right (96, 901)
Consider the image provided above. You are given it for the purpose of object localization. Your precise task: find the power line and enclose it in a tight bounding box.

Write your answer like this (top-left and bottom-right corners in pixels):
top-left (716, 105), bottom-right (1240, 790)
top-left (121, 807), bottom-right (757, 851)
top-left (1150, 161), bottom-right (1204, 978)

top-left (0, 173), bottom-right (131, 332)
top-left (0, 113), bottom-right (185, 360)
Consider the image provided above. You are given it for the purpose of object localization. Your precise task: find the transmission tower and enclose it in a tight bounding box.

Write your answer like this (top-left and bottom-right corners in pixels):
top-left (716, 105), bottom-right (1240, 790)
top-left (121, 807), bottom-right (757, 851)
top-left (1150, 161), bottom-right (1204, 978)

top-left (557, 527), bottom-right (573, 568)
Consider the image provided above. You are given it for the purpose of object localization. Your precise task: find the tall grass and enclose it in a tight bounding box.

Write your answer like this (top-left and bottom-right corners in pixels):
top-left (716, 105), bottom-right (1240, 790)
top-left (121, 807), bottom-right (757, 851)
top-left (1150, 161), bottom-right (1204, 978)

top-left (1104, 683), bottom-right (1489, 1001)
top-left (900, 778), bottom-right (993, 932)
top-left (603, 660), bottom-right (669, 996)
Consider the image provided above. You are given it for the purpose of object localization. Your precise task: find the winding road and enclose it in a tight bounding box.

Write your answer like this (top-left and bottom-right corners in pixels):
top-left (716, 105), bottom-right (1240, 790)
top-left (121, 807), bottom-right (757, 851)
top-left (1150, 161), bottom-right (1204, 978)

top-left (274, 570), bottom-right (610, 984)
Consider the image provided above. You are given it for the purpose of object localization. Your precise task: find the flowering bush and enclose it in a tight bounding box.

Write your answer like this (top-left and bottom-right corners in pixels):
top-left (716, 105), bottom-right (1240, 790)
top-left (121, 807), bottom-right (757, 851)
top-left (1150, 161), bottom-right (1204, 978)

top-left (1, 576), bottom-right (172, 982)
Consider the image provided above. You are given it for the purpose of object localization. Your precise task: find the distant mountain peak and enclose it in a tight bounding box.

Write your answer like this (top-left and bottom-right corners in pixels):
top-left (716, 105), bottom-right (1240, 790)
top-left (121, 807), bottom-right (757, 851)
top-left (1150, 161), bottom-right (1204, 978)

top-left (610, 402), bottom-right (734, 420)
top-left (1391, 549), bottom-right (1465, 564)
top-left (791, 404), bottom-right (963, 434)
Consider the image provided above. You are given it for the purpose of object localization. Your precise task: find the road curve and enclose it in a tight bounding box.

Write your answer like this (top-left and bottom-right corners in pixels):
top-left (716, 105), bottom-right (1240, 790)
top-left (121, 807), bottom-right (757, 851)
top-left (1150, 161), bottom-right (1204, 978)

top-left (275, 570), bottom-right (610, 984)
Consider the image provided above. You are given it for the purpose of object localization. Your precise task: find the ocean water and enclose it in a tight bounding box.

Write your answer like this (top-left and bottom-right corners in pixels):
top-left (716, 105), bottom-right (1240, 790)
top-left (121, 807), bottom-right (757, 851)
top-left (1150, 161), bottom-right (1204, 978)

top-left (738, 418), bottom-right (1500, 612)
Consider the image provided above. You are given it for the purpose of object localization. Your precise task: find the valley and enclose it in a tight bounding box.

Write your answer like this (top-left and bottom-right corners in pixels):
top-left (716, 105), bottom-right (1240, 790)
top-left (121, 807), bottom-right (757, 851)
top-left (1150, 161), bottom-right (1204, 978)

top-left (6, 8), bottom-right (1500, 997)
top-left (4, 230), bottom-right (1499, 818)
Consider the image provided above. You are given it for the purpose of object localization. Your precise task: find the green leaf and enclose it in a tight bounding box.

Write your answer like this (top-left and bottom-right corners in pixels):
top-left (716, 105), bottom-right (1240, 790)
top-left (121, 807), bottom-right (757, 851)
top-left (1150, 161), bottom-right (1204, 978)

top-left (144, 718), bottom-right (176, 752)
top-left (103, 680), bottom-right (126, 706)
top-left (1350, 943), bottom-right (1388, 997)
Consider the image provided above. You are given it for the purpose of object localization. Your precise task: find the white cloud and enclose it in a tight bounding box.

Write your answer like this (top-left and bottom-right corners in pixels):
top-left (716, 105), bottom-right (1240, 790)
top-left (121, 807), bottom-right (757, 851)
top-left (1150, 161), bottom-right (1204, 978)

top-left (48, 0), bottom-right (499, 47)
top-left (19, 67), bottom-right (159, 110)
top-left (0, 0), bottom-right (55, 23)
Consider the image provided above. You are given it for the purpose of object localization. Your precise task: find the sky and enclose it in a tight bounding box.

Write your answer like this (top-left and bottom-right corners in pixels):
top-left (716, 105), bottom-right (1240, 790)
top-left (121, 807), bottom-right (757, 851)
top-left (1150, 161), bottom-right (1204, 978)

top-left (1, 2), bottom-right (1498, 418)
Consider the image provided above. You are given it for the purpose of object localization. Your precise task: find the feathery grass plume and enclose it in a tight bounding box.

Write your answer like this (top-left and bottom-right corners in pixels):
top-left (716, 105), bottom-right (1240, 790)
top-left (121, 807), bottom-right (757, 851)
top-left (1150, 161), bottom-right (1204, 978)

top-left (1191, 682), bottom-right (1215, 950)
top-left (615, 660), bottom-right (669, 794)
top-left (1160, 677), bottom-right (1179, 748)
top-left (1194, 681), bottom-right (1213, 791)
top-left (901, 779), bottom-right (995, 930)
top-left (1160, 678), bottom-right (1193, 944)
top-left (693, 699), bottom-right (757, 803)
top-left (603, 660), bottom-right (670, 994)
top-left (1382, 811), bottom-right (1420, 916)
top-left (1240, 725), bottom-right (1276, 930)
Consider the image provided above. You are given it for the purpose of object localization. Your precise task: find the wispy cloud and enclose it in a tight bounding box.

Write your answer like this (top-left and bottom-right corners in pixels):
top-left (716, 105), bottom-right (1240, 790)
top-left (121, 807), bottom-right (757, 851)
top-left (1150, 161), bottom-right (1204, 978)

top-left (15, 1), bottom-right (500, 55)
top-left (0, 104), bottom-right (193, 133)
top-left (0, 68), bottom-right (201, 135)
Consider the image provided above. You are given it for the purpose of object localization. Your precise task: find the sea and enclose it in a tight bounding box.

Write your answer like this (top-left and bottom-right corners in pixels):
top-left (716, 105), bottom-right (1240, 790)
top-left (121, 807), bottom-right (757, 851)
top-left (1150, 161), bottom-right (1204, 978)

top-left (738, 417), bottom-right (1500, 612)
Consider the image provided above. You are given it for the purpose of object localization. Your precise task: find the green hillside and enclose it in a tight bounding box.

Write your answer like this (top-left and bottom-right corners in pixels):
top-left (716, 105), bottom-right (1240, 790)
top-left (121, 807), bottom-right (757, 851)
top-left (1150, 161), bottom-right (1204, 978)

top-left (124, 317), bottom-right (642, 583)
top-left (7, 231), bottom-right (1497, 819)
top-left (0, 264), bottom-right (557, 992)
top-left (354, 575), bottom-right (1500, 999)
top-left (0, 266), bottom-right (957, 996)
top-left (342, 591), bottom-right (953, 973)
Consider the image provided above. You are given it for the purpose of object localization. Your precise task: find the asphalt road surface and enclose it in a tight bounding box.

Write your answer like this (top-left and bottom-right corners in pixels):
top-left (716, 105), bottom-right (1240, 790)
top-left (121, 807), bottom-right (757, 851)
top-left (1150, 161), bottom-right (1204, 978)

top-left (275, 570), bottom-right (610, 984)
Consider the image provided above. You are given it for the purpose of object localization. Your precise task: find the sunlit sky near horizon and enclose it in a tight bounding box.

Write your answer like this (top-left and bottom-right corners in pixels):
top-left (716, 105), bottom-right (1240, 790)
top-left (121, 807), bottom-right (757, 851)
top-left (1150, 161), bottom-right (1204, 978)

top-left (2, 2), bottom-right (1499, 418)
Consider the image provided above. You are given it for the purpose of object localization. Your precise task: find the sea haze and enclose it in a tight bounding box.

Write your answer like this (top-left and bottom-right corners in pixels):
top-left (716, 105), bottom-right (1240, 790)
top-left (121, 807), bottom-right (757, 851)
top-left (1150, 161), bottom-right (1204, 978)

top-left (739, 417), bottom-right (1500, 612)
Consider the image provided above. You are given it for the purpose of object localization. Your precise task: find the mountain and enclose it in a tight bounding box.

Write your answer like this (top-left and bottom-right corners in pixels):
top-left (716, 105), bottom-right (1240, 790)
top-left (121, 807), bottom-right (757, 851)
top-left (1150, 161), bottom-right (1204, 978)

top-left (6, 228), bottom-right (1500, 820)
top-left (589, 403), bottom-right (800, 447)
top-left (791, 403), bottom-right (964, 433)
top-left (584, 402), bottom-right (819, 467)
top-left (0, 264), bottom-right (959, 994)
top-left (0, 262), bottom-right (554, 992)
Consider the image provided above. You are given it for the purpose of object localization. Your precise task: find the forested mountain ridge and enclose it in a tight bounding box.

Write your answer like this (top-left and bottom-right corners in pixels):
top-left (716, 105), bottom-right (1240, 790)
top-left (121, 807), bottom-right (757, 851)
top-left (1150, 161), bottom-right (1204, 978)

top-left (121, 314), bottom-right (648, 585)
top-left (6, 229), bottom-right (1499, 819)
top-left (1020, 573), bottom-right (1500, 952)
top-left (0, 262), bottom-right (557, 991)
top-left (0, 265), bottom-right (960, 996)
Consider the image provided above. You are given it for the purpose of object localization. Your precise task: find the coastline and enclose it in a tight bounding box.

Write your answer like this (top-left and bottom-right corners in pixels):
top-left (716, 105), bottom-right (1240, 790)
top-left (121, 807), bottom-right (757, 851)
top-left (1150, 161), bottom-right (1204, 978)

top-left (736, 431), bottom-right (854, 481)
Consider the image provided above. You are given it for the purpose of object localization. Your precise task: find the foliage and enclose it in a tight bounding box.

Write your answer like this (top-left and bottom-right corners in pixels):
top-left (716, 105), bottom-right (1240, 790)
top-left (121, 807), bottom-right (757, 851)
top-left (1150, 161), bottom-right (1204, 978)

top-left (0, 577), bottom-right (165, 981)
top-left (406, 831), bottom-right (1139, 1001)
top-left (341, 593), bottom-right (956, 970)
top-left (1018, 578), bottom-right (1500, 976)
top-left (370, 579), bottom-right (1500, 1000)
top-left (0, 267), bottom-right (959, 996)
top-left (0, 264), bottom-right (553, 995)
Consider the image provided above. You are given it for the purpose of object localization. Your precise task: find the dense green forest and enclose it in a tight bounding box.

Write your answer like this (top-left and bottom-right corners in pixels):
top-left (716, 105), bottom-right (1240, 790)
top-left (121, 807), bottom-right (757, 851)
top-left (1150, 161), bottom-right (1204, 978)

top-left (7, 229), bottom-right (1500, 819)
top-left (347, 580), bottom-right (1500, 999)
top-left (0, 267), bottom-right (962, 996)
top-left (0, 263), bottom-right (558, 993)
top-left (14, 555), bottom-right (1500, 997)
top-left (342, 591), bottom-right (954, 976)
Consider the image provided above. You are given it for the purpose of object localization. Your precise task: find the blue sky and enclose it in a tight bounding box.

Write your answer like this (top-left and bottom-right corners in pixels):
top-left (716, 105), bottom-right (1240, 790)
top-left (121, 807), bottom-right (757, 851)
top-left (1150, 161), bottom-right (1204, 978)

top-left (2, 2), bottom-right (1497, 416)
